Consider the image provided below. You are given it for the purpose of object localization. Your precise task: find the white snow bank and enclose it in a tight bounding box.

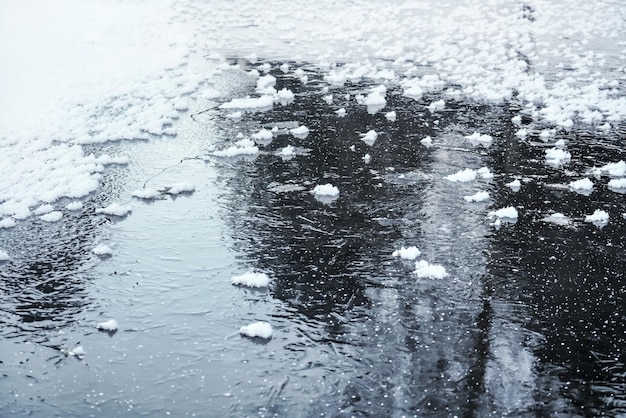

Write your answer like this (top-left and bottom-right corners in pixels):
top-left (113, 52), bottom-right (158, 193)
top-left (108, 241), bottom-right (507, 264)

top-left (96, 319), bottom-right (118, 331)
top-left (240, 321), bottom-right (273, 339)
top-left (95, 203), bottom-right (132, 217)
top-left (413, 260), bottom-right (448, 279)
top-left (392, 246), bottom-right (421, 260)
top-left (464, 191), bottom-right (490, 202)
top-left (231, 272), bottom-right (271, 288)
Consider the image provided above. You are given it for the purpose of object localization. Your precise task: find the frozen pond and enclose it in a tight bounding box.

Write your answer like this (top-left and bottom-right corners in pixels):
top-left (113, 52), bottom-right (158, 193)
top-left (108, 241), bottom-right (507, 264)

top-left (1, 1), bottom-right (626, 417)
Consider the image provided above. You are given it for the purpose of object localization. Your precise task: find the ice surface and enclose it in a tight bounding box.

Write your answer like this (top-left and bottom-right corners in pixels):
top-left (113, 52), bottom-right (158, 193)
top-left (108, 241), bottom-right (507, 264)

top-left (95, 203), bottom-right (132, 217)
top-left (240, 321), bottom-right (273, 339)
top-left (311, 184), bottom-right (340, 197)
top-left (231, 272), bottom-right (271, 288)
top-left (96, 319), bottom-right (119, 331)
top-left (413, 260), bottom-right (448, 279)
top-left (392, 246), bottom-right (421, 260)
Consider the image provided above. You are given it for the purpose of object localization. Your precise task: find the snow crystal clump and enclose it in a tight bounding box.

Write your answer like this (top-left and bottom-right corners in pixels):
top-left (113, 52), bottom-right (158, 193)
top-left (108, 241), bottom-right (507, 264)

top-left (568, 178), bottom-right (593, 192)
top-left (95, 203), bottom-right (132, 217)
top-left (41, 211), bottom-right (63, 222)
top-left (445, 168), bottom-right (477, 182)
top-left (231, 272), bottom-right (271, 288)
top-left (585, 210), bottom-right (609, 224)
top-left (311, 184), bottom-right (339, 196)
top-left (0, 249), bottom-right (9, 261)
top-left (545, 148), bottom-right (571, 166)
top-left (240, 321), bottom-right (273, 339)
top-left (92, 244), bottom-right (113, 255)
top-left (96, 319), bottom-right (118, 331)
top-left (132, 188), bottom-right (161, 199)
top-left (464, 191), bottom-right (490, 202)
top-left (413, 260), bottom-right (448, 279)
top-left (392, 246), bottom-right (421, 260)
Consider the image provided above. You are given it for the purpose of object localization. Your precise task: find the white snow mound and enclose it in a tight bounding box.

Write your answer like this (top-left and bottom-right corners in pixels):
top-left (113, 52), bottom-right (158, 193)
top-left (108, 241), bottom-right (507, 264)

top-left (240, 321), bottom-right (273, 339)
top-left (413, 260), bottom-right (448, 279)
top-left (392, 246), bottom-right (421, 260)
top-left (231, 272), bottom-right (271, 288)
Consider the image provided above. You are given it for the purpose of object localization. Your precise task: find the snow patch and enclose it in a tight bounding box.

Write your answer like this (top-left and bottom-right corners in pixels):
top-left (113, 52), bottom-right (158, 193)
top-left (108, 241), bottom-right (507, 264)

top-left (231, 272), bottom-right (271, 288)
top-left (413, 260), bottom-right (448, 279)
top-left (392, 246), bottom-right (421, 260)
top-left (240, 321), bottom-right (273, 339)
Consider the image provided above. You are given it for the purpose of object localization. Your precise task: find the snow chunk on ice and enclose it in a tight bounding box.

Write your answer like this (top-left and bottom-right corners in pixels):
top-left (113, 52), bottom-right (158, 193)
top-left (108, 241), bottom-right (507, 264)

top-left (362, 154), bottom-right (372, 164)
top-left (445, 168), bottom-right (476, 182)
top-left (360, 130), bottom-right (378, 146)
top-left (591, 160), bottom-right (626, 177)
top-left (231, 272), bottom-right (271, 288)
top-left (428, 99), bottom-right (445, 112)
top-left (67, 346), bottom-right (85, 357)
top-left (277, 145), bottom-right (296, 159)
top-left (240, 321), bottom-right (273, 339)
top-left (41, 211), bottom-right (63, 222)
top-left (392, 246), bottom-right (421, 260)
top-left (413, 260), bottom-right (448, 279)
top-left (34, 204), bottom-right (54, 215)
top-left (568, 178), bottom-right (593, 192)
top-left (465, 132), bottom-right (493, 147)
top-left (385, 111), bottom-right (397, 122)
top-left (92, 244), bottom-right (113, 255)
top-left (506, 179), bottom-right (521, 191)
top-left (96, 319), bottom-right (118, 331)
top-left (251, 129), bottom-right (273, 141)
top-left (166, 182), bottom-right (195, 195)
top-left (276, 88), bottom-right (295, 104)
top-left (464, 191), bottom-right (490, 202)
top-left (542, 213), bottom-right (571, 226)
top-left (0, 218), bottom-right (16, 229)
top-left (335, 108), bottom-right (346, 117)
top-left (585, 209), bottom-right (609, 224)
top-left (545, 148), bottom-right (571, 166)
top-left (219, 95), bottom-right (274, 110)
top-left (608, 178), bottom-right (626, 190)
top-left (66, 201), bottom-right (83, 211)
top-left (0, 249), bottom-right (9, 261)
top-left (96, 203), bottom-right (132, 217)
top-left (290, 125), bottom-right (310, 138)
top-left (489, 206), bottom-right (518, 219)
top-left (213, 144), bottom-right (259, 157)
top-left (322, 94), bottom-right (333, 105)
top-left (420, 136), bottom-right (432, 146)
top-left (311, 184), bottom-right (339, 196)
top-left (132, 188), bottom-right (160, 199)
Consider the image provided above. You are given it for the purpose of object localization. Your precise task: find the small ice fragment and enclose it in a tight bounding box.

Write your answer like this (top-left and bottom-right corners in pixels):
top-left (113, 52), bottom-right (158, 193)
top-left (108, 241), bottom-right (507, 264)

top-left (568, 178), bottom-right (593, 192)
top-left (445, 168), bottom-right (476, 182)
top-left (251, 129), bottom-right (273, 141)
top-left (360, 130), bottom-right (378, 145)
top-left (506, 179), bottom-right (521, 191)
top-left (132, 188), bottom-right (161, 199)
top-left (277, 88), bottom-right (295, 104)
top-left (420, 136), bottom-right (432, 145)
top-left (0, 249), bottom-right (9, 261)
top-left (41, 211), bottom-right (63, 222)
top-left (349, 145), bottom-right (356, 152)
top-left (96, 319), bottom-right (118, 331)
top-left (608, 178), bottom-right (626, 190)
top-left (95, 203), bottom-right (132, 217)
top-left (167, 182), bottom-right (195, 195)
top-left (428, 99), bottom-right (445, 112)
top-left (277, 145), bottom-right (296, 158)
top-left (545, 148), bottom-right (571, 166)
top-left (311, 184), bottom-right (339, 196)
top-left (231, 272), bottom-right (271, 288)
top-left (511, 115), bottom-right (522, 125)
top-left (240, 321), bottom-right (273, 339)
top-left (385, 111), bottom-right (397, 122)
top-left (464, 191), bottom-right (490, 202)
top-left (413, 260), bottom-right (448, 279)
top-left (213, 145), bottom-right (259, 157)
top-left (585, 209), bottom-right (609, 224)
top-left (362, 154), bottom-right (372, 164)
top-left (322, 94), bottom-right (333, 105)
top-left (542, 213), bottom-right (570, 226)
top-left (68, 346), bottom-right (85, 356)
top-left (280, 63), bottom-right (289, 73)
top-left (488, 206), bottom-right (518, 219)
top-left (465, 132), bottom-right (493, 147)
top-left (92, 244), bottom-right (113, 255)
top-left (66, 201), bottom-right (83, 211)
top-left (477, 167), bottom-right (493, 179)
top-left (515, 128), bottom-right (528, 138)
top-left (290, 125), bottom-right (310, 138)
top-left (335, 108), bottom-right (346, 117)
top-left (392, 246), bottom-right (421, 260)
